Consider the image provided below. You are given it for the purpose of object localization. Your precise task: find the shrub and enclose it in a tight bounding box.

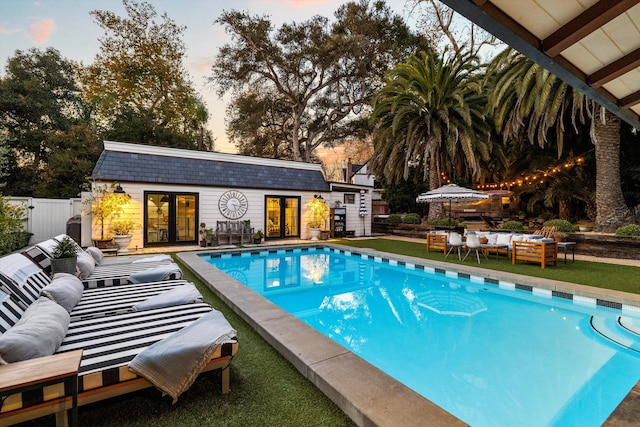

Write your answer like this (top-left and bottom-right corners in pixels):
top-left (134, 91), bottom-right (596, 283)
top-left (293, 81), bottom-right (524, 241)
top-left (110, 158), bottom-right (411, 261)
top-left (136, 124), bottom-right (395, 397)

top-left (615, 224), bottom-right (640, 236)
top-left (402, 213), bottom-right (422, 224)
top-left (543, 219), bottom-right (574, 233)
top-left (500, 220), bottom-right (524, 230)
top-left (0, 231), bottom-right (32, 256)
top-left (387, 214), bottom-right (402, 225)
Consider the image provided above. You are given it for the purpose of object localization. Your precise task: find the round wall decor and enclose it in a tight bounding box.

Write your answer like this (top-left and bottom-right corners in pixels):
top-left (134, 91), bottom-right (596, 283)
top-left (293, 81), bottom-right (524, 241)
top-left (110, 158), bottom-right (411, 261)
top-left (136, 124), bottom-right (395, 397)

top-left (219, 190), bottom-right (248, 219)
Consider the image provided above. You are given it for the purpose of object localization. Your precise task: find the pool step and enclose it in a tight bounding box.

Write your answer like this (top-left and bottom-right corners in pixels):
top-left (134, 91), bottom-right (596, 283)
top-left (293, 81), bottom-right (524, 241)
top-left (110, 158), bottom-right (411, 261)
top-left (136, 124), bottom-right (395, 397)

top-left (590, 316), bottom-right (640, 353)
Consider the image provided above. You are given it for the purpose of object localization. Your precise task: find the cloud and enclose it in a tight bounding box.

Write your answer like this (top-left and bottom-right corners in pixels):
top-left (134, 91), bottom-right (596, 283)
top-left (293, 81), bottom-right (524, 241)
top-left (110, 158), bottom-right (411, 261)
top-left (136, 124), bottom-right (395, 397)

top-left (27, 18), bottom-right (56, 44)
top-left (0, 27), bottom-right (22, 35)
top-left (189, 57), bottom-right (215, 75)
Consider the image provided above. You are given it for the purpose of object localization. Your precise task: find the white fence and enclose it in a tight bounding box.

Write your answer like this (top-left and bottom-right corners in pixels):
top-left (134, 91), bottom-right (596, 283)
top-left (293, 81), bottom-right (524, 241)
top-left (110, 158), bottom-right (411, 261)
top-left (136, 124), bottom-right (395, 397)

top-left (8, 197), bottom-right (83, 245)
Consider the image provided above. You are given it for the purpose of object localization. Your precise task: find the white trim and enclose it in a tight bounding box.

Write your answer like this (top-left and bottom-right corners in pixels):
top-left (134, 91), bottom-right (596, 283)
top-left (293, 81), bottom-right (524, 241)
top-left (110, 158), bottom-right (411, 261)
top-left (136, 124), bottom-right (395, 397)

top-left (103, 141), bottom-right (322, 171)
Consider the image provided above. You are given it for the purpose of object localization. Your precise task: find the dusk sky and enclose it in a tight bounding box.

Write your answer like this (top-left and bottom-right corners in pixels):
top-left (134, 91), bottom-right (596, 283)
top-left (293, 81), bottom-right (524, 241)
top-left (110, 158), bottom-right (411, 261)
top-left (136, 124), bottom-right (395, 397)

top-left (0, 0), bottom-right (416, 153)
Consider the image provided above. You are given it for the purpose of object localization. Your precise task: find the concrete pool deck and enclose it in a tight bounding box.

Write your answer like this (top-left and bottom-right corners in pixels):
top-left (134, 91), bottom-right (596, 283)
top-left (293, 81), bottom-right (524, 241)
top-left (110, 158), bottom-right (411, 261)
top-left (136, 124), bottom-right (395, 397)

top-left (175, 242), bottom-right (640, 427)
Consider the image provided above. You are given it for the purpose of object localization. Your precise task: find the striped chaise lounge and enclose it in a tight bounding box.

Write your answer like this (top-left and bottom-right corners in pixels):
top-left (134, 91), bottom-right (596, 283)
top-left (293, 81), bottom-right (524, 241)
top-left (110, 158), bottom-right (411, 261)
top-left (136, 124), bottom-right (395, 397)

top-left (24, 239), bottom-right (181, 289)
top-left (0, 253), bottom-right (194, 320)
top-left (0, 279), bottom-right (238, 426)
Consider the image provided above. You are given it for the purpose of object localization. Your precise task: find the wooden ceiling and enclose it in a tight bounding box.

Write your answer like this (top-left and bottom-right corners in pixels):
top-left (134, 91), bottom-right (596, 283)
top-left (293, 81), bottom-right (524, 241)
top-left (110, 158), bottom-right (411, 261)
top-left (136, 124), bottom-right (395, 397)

top-left (439, 0), bottom-right (640, 128)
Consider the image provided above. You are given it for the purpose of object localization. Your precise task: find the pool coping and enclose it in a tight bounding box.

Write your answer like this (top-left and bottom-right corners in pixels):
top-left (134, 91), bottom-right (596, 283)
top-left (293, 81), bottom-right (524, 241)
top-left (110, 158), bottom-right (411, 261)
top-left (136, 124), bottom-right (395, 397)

top-left (176, 243), bottom-right (640, 427)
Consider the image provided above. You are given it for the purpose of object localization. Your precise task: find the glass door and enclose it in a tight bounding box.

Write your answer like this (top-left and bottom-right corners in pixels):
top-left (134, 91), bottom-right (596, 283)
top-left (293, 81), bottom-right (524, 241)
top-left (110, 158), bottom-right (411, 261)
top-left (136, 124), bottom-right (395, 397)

top-left (145, 192), bottom-right (198, 245)
top-left (265, 196), bottom-right (300, 239)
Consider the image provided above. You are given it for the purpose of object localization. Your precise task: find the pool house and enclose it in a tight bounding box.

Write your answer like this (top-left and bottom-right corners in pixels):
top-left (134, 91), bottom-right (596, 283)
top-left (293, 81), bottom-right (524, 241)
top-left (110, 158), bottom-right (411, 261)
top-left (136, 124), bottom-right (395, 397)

top-left (83, 141), bottom-right (372, 249)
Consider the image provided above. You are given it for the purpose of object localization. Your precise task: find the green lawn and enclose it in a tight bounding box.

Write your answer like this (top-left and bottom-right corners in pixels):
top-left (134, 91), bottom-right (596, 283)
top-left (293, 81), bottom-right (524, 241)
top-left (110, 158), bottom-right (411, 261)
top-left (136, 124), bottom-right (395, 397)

top-left (337, 238), bottom-right (640, 294)
top-left (27, 239), bottom-right (638, 426)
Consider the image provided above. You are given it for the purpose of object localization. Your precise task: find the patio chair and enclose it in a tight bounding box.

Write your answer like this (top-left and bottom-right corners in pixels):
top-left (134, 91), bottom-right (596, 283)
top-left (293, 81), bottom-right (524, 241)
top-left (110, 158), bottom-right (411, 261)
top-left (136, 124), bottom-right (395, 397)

top-left (445, 232), bottom-right (465, 260)
top-left (462, 233), bottom-right (488, 264)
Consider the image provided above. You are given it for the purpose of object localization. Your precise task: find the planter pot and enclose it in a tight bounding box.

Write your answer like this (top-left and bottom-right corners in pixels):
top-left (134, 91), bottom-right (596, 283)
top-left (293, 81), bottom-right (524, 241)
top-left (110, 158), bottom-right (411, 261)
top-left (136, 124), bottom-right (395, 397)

top-left (253, 237), bottom-right (262, 244)
top-left (200, 241), bottom-right (207, 247)
top-left (309, 228), bottom-right (321, 241)
top-left (578, 226), bottom-right (592, 232)
top-left (51, 257), bottom-right (77, 275)
top-left (112, 234), bottom-right (132, 253)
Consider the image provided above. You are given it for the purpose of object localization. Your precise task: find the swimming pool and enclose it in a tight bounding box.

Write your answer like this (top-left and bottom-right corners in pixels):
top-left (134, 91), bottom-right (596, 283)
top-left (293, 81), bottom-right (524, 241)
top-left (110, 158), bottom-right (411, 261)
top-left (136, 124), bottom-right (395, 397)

top-left (201, 245), bottom-right (640, 426)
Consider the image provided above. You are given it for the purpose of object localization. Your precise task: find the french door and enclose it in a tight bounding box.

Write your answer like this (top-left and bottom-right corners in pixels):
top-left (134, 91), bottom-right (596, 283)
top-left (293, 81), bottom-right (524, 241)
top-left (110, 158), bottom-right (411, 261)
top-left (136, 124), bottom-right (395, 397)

top-left (265, 196), bottom-right (300, 239)
top-left (144, 192), bottom-right (198, 245)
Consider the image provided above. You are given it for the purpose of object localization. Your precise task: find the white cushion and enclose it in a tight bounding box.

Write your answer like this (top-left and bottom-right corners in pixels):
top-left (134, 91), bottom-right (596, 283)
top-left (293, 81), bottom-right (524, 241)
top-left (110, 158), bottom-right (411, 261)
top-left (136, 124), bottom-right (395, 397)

top-left (486, 233), bottom-right (498, 245)
top-left (76, 251), bottom-right (95, 279)
top-left (85, 246), bottom-right (104, 265)
top-left (496, 233), bottom-right (511, 245)
top-left (0, 297), bottom-right (70, 363)
top-left (41, 273), bottom-right (84, 312)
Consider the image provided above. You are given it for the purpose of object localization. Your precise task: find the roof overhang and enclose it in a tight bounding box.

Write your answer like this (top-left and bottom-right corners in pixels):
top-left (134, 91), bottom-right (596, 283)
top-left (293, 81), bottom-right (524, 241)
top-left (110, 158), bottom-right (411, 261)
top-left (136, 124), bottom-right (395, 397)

top-left (439, 0), bottom-right (640, 129)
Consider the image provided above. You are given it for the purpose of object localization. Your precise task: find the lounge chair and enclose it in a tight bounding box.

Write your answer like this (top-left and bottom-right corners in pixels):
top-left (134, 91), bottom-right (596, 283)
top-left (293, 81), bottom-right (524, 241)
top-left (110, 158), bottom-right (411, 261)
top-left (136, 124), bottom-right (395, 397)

top-left (0, 253), bottom-right (238, 426)
top-left (0, 292), bottom-right (237, 426)
top-left (24, 238), bottom-right (180, 288)
top-left (0, 253), bottom-right (193, 320)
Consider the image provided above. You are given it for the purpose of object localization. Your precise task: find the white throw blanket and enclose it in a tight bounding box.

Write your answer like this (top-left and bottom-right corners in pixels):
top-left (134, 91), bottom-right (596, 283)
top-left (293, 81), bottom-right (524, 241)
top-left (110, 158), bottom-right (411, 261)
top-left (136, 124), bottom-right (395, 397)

top-left (131, 284), bottom-right (202, 311)
top-left (132, 254), bottom-right (172, 264)
top-left (128, 262), bottom-right (182, 284)
top-left (128, 310), bottom-right (236, 402)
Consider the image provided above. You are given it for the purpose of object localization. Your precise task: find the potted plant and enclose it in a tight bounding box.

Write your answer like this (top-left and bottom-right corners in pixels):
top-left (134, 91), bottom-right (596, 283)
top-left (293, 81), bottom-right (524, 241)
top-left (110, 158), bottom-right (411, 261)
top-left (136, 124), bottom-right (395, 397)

top-left (199, 222), bottom-right (208, 247)
top-left (111, 219), bottom-right (137, 253)
top-left (206, 228), bottom-right (217, 246)
top-left (51, 236), bottom-right (79, 274)
top-left (84, 183), bottom-right (131, 247)
top-left (306, 196), bottom-right (329, 241)
top-left (252, 229), bottom-right (264, 244)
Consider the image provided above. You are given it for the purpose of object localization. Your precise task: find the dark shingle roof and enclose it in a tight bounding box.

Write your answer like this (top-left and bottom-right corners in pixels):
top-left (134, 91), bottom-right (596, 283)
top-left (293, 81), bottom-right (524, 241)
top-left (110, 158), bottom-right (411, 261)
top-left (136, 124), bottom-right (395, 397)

top-left (92, 150), bottom-right (330, 192)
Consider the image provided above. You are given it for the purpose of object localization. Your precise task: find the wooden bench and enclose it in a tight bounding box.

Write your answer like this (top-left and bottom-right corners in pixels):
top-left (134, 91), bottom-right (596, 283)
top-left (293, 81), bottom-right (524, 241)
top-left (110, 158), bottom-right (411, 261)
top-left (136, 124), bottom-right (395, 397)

top-left (512, 240), bottom-right (558, 269)
top-left (426, 233), bottom-right (447, 253)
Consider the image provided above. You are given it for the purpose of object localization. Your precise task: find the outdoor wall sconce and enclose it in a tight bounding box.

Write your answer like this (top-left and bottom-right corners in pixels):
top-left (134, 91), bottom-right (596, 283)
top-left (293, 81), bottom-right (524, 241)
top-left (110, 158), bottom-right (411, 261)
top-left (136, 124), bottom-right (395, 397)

top-left (113, 184), bottom-right (126, 194)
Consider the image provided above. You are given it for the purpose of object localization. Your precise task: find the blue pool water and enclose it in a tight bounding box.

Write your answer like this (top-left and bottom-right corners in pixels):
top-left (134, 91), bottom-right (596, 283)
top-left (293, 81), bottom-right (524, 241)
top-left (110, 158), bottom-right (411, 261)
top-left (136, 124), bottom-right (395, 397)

top-left (205, 246), bottom-right (640, 427)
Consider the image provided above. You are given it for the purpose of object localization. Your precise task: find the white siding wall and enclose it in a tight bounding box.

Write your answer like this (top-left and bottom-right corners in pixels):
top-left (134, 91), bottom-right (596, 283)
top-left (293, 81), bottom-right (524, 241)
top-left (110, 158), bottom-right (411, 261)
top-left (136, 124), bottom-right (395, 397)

top-left (85, 182), bottom-right (333, 247)
top-left (327, 190), bottom-right (371, 237)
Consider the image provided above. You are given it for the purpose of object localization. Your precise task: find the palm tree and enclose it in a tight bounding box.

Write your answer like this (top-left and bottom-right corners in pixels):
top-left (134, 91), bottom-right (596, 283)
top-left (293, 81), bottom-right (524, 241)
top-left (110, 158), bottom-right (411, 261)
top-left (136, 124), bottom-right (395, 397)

top-left (487, 48), bottom-right (634, 232)
top-left (369, 49), bottom-right (491, 220)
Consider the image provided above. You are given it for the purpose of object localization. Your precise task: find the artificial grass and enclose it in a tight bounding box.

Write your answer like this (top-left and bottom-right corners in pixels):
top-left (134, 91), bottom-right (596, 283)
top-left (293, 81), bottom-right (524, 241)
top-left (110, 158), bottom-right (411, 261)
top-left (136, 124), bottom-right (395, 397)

top-left (337, 238), bottom-right (640, 294)
top-left (23, 263), bottom-right (355, 427)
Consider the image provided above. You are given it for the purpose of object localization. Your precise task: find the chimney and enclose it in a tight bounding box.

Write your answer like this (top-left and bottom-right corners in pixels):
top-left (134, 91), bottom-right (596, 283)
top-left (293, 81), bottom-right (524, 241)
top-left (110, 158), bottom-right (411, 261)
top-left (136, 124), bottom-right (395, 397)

top-left (347, 158), bottom-right (352, 183)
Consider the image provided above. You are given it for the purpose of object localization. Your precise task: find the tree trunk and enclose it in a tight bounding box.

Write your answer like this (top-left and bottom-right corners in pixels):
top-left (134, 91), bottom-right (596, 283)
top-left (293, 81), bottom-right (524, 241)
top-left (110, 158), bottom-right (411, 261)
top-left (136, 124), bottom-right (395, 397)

top-left (558, 198), bottom-right (571, 220)
top-left (593, 108), bottom-right (634, 232)
top-left (427, 156), bottom-right (444, 221)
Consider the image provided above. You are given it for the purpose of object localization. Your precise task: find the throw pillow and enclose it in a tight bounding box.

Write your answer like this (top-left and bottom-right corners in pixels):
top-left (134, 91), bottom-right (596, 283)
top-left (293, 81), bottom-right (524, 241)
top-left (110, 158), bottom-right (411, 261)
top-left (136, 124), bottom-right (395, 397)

top-left (76, 251), bottom-right (95, 279)
top-left (0, 297), bottom-right (70, 363)
top-left (41, 273), bottom-right (84, 312)
top-left (85, 246), bottom-right (104, 265)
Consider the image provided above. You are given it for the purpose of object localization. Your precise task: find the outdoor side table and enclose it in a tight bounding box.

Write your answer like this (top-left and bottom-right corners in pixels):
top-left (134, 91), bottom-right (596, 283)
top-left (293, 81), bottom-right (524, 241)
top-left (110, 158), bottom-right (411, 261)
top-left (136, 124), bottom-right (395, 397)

top-left (480, 243), bottom-right (509, 260)
top-left (0, 350), bottom-right (83, 427)
top-left (557, 241), bottom-right (576, 264)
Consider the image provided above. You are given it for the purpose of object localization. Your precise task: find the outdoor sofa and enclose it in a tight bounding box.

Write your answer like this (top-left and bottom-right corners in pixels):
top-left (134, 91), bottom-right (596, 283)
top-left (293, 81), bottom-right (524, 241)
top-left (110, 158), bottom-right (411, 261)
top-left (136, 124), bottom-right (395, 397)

top-left (0, 251), bottom-right (238, 426)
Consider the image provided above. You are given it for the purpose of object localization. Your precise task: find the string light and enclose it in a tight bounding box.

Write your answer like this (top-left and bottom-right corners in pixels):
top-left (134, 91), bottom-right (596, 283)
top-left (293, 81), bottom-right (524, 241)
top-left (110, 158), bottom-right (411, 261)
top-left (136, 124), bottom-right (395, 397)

top-left (476, 152), bottom-right (591, 190)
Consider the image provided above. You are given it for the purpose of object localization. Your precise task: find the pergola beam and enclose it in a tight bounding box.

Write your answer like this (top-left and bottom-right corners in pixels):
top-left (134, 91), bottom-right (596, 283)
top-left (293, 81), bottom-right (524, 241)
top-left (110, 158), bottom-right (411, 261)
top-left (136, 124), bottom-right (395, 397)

top-left (542, 0), bottom-right (640, 57)
top-left (589, 47), bottom-right (640, 88)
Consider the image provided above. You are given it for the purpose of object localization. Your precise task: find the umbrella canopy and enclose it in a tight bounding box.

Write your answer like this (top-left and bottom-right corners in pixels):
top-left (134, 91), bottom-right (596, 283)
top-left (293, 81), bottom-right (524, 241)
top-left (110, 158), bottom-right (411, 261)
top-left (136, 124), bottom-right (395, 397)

top-left (416, 183), bottom-right (489, 203)
top-left (416, 184), bottom-right (489, 222)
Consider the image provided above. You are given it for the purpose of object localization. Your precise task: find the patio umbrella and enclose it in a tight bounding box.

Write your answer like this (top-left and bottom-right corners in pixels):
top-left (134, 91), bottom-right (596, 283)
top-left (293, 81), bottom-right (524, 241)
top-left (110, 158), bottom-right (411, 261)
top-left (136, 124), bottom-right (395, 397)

top-left (416, 183), bottom-right (489, 223)
top-left (359, 189), bottom-right (368, 236)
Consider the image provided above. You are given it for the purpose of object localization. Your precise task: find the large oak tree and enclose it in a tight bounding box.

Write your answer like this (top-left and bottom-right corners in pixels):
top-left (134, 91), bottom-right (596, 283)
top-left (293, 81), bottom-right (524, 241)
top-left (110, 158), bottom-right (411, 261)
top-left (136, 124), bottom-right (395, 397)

top-left (211, 0), bottom-right (423, 162)
top-left (83, 0), bottom-right (211, 149)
